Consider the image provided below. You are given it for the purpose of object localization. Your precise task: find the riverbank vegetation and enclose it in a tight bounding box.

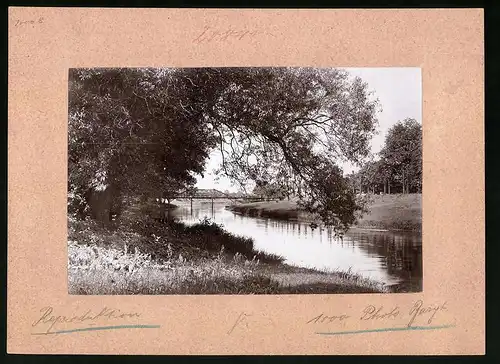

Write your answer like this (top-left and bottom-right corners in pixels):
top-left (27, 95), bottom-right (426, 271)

top-left (68, 214), bottom-right (387, 294)
top-left (227, 193), bottom-right (421, 232)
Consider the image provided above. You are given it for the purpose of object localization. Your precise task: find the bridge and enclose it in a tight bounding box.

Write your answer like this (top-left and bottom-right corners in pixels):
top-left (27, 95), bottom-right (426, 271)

top-left (158, 188), bottom-right (268, 207)
top-left (171, 195), bottom-right (266, 201)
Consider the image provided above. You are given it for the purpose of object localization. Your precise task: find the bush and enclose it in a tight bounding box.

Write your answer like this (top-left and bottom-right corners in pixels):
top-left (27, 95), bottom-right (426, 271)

top-left (167, 217), bottom-right (284, 264)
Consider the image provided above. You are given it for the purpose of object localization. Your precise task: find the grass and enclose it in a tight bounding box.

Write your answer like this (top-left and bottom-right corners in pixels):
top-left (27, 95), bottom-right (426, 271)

top-left (227, 194), bottom-right (422, 232)
top-left (68, 241), bottom-right (271, 295)
top-left (68, 213), bottom-right (387, 295)
top-left (356, 194), bottom-right (421, 231)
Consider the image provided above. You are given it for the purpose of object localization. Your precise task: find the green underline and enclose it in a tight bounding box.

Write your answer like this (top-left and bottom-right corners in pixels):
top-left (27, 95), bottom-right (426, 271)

top-left (32, 324), bottom-right (161, 335)
top-left (316, 324), bottom-right (456, 336)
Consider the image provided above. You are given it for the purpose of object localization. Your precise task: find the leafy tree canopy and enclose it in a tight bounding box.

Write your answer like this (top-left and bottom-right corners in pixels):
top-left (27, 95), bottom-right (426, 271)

top-left (380, 118), bottom-right (422, 193)
top-left (349, 118), bottom-right (422, 195)
top-left (68, 67), bottom-right (380, 233)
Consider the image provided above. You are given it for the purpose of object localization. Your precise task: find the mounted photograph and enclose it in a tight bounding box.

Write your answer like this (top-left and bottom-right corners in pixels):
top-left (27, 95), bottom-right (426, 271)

top-left (67, 67), bottom-right (422, 295)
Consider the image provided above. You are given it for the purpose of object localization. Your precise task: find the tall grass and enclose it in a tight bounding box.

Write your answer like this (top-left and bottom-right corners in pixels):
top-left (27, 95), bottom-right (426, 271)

top-left (68, 241), bottom-right (275, 294)
top-left (68, 239), bottom-right (385, 294)
top-left (67, 215), bottom-right (387, 294)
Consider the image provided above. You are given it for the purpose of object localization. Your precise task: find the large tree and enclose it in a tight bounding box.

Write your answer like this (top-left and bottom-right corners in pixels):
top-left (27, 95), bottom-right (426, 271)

top-left (69, 67), bottom-right (380, 233)
top-left (68, 68), bottom-right (214, 222)
top-left (176, 67), bottom-right (380, 232)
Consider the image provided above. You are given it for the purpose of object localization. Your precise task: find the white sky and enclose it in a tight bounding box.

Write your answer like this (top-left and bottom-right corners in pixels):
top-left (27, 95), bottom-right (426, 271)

top-left (195, 68), bottom-right (422, 193)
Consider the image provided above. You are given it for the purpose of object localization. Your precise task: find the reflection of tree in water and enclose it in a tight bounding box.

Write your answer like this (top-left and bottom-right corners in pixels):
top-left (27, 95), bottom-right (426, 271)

top-left (270, 217), bottom-right (422, 291)
top-left (173, 206), bottom-right (422, 291)
top-left (264, 218), bottom-right (269, 233)
top-left (346, 231), bottom-right (422, 291)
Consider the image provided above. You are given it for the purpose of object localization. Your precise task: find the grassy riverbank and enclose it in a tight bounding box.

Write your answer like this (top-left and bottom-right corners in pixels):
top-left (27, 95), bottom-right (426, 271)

top-left (227, 194), bottom-right (422, 232)
top-left (356, 193), bottom-right (421, 231)
top-left (68, 214), bottom-right (387, 294)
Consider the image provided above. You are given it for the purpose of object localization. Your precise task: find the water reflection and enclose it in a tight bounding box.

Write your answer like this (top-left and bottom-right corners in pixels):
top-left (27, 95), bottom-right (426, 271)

top-left (170, 200), bottom-right (422, 291)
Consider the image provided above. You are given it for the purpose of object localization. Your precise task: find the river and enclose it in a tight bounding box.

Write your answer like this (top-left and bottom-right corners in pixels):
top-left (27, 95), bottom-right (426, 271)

top-left (169, 200), bottom-right (422, 292)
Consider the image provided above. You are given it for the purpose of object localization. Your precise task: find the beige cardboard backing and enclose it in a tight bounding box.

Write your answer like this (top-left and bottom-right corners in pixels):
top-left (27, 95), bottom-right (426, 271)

top-left (8, 8), bottom-right (484, 355)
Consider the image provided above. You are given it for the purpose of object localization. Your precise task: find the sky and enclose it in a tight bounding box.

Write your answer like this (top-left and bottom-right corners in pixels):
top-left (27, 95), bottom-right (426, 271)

top-left (195, 67), bottom-right (422, 193)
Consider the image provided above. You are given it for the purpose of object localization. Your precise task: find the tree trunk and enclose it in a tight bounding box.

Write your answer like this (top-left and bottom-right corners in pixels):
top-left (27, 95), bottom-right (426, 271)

top-left (87, 186), bottom-right (116, 226)
top-left (402, 170), bottom-right (405, 194)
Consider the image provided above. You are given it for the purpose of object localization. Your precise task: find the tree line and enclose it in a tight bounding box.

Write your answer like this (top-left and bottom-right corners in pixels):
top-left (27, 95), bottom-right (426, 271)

top-left (346, 118), bottom-right (422, 195)
top-left (68, 67), bottom-right (380, 233)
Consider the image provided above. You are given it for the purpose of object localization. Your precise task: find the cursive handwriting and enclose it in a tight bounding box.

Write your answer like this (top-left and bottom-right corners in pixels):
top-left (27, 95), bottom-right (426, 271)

top-left (32, 306), bottom-right (141, 334)
top-left (360, 305), bottom-right (400, 321)
top-left (193, 26), bottom-right (270, 44)
top-left (407, 300), bottom-right (447, 327)
top-left (14, 17), bottom-right (44, 27)
top-left (307, 300), bottom-right (449, 330)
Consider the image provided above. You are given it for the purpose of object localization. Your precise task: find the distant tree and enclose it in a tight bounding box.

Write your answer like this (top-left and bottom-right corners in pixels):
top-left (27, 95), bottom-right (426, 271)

top-left (252, 180), bottom-right (287, 200)
top-left (379, 118), bottom-right (422, 194)
top-left (375, 159), bottom-right (394, 194)
top-left (345, 172), bottom-right (358, 193)
top-left (358, 160), bottom-right (378, 193)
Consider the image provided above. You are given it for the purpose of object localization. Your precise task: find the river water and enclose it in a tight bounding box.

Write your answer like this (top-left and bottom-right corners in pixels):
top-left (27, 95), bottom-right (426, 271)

top-left (170, 200), bottom-right (422, 292)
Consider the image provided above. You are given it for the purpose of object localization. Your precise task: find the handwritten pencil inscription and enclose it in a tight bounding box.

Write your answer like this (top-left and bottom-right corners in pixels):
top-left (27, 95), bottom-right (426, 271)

top-left (32, 306), bottom-right (144, 334)
top-left (193, 26), bottom-right (273, 44)
top-left (227, 312), bottom-right (253, 334)
top-left (408, 300), bottom-right (448, 327)
top-left (13, 17), bottom-right (44, 28)
top-left (307, 300), bottom-right (451, 334)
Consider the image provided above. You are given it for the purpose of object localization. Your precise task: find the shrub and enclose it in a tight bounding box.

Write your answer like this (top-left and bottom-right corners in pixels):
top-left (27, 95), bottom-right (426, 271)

top-left (166, 217), bottom-right (284, 264)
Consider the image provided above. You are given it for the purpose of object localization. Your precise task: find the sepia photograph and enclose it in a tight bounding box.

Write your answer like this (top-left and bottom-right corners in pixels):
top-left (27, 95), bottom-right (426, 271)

top-left (67, 67), bottom-right (422, 295)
